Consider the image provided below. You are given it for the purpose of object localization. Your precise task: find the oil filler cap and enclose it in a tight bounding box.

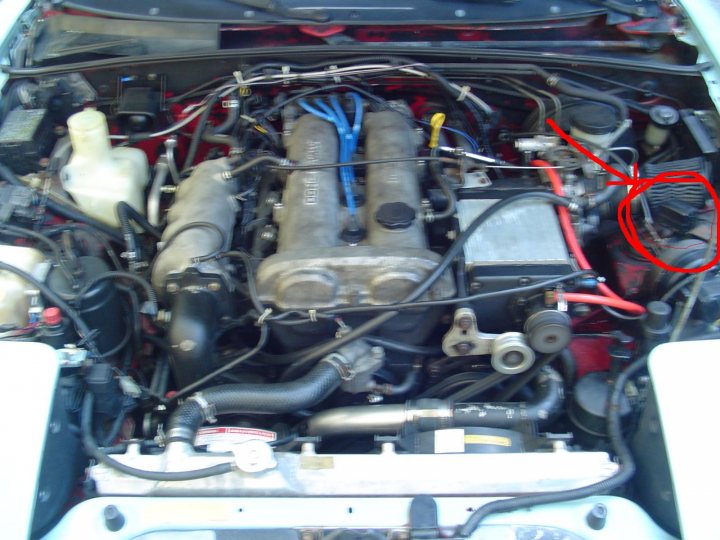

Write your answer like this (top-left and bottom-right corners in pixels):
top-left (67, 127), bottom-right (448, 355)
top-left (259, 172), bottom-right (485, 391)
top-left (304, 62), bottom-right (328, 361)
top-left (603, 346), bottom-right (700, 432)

top-left (375, 202), bottom-right (416, 230)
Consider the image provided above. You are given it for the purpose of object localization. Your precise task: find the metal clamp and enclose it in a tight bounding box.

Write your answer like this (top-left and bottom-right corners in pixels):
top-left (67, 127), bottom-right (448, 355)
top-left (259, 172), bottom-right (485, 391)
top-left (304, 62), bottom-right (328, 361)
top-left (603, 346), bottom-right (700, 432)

top-left (187, 393), bottom-right (217, 424)
top-left (321, 352), bottom-right (354, 381)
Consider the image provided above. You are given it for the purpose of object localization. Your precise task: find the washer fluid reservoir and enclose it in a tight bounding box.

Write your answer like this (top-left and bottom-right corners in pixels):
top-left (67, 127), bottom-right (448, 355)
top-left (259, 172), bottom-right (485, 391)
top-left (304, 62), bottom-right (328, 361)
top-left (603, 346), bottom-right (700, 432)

top-left (61, 109), bottom-right (148, 227)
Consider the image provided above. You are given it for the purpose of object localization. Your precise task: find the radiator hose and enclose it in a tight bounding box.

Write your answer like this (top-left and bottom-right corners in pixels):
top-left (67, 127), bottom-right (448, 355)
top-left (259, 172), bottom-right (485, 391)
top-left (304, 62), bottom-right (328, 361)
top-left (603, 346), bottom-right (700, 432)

top-left (306, 367), bottom-right (563, 436)
top-left (167, 356), bottom-right (349, 444)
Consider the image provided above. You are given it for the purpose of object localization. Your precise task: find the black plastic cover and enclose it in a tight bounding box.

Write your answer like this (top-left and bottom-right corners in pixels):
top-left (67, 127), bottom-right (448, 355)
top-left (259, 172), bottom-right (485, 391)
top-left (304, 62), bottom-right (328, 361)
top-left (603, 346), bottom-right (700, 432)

top-left (0, 109), bottom-right (55, 175)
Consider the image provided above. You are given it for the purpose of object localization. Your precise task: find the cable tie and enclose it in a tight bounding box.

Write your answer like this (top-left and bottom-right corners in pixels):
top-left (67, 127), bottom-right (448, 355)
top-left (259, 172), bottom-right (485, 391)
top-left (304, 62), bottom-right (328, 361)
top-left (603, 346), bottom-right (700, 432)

top-left (281, 65), bottom-right (291, 86)
top-left (308, 309), bottom-right (318, 322)
top-left (456, 85), bottom-right (471, 102)
top-left (76, 329), bottom-right (99, 348)
top-left (257, 308), bottom-right (273, 326)
top-left (327, 65), bottom-right (342, 84)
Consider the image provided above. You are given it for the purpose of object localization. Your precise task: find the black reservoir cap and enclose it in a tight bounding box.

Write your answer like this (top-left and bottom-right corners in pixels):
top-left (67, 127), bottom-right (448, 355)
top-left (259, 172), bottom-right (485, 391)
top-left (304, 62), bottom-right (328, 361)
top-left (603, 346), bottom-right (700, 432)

top-left (569, 102), bottom-right (618, 136)
top-left (375, 202), bottom-right (416, 230)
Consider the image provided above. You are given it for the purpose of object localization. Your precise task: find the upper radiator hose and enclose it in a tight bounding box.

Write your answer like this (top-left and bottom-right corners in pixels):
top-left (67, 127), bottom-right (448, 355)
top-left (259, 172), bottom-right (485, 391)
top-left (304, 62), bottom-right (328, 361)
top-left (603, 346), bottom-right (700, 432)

top-left (166, 341), bottom-right (370, 444)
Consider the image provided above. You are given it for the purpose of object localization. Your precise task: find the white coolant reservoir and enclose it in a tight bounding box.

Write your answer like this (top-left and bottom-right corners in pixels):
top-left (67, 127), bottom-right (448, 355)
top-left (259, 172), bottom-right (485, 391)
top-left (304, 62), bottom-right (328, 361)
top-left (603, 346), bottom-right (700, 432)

top-left (61, 109), bottom-right (148, 227)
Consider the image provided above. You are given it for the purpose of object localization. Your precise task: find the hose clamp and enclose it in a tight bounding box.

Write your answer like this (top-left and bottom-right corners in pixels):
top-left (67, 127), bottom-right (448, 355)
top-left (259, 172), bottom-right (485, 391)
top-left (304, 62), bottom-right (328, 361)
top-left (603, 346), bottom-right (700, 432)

top-left (321, 353), bottom-right (354, 381)
top-left (165, 426), bottom-right (196, 444)
top-left (188, 392), bottom-right (217, 424)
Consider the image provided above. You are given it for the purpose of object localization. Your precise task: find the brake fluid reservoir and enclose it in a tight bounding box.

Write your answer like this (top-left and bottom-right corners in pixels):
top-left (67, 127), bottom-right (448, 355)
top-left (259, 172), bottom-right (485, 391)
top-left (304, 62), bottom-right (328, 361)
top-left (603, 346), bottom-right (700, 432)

top-left (568, 102), bottom-right (619, 148)
top-left (61, 109), bottom-right (148, 227)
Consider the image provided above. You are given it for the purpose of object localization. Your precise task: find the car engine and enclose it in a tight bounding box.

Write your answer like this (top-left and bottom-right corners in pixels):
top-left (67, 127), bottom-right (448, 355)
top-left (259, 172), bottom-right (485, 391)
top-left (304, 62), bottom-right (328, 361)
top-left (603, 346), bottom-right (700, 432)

top-left (1, 6), bottom-right (719, 537)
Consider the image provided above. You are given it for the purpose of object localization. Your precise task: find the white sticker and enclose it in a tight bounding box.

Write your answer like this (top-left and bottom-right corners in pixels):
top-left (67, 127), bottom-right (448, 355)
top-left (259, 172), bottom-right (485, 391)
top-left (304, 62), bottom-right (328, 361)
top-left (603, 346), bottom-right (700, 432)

top-left (194, 427), bottom-right (277, 453)
top-left (433, 429), bottom-right (466, 454)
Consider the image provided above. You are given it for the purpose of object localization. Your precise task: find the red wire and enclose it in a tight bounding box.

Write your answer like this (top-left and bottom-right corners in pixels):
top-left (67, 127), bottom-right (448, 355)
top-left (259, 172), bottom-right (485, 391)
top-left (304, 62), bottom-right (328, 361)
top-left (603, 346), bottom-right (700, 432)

top-left (531, 159), bottom-right (646, 315)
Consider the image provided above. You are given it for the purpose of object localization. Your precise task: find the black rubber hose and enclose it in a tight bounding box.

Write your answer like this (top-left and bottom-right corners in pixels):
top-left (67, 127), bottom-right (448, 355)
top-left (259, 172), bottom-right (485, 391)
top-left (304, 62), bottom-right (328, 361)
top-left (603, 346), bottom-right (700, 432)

top-left (532, 66), bottom-right (629, 120)
top-left (428, 148), bottom-right (457, 221)
top-left (280, 191), bottom-right (572, 381)
top-left (457, 358), bottom-right (644, 538)
top-left (228, 155), bottom-right (288, 176)
top-left (591, 183), bottom-right (624, 207)
top-left (212, 92), bottom-right (240, 134)
top-left (365, 336), bottom-right (442, 356)
top-left (116, 202), bottom-right (162, 239)
top-left (494, 352), bottom-right (561, 401)
top-left (115, 202), bottom-right (161, 267)
top-left (167, 361), bottom-right (343, 443)
top-left (81, 394), bottom-right (234, 481)
top-left (0, 162), bottom-right (124, 243)
top-left (183, 92), bottom-right (220, 171)
top-left (452, 367), bottom-right (564, 428)
top-left (559, 348), bottom-right (577, 386)
top-left (201, 131), bottom-right (240, 150)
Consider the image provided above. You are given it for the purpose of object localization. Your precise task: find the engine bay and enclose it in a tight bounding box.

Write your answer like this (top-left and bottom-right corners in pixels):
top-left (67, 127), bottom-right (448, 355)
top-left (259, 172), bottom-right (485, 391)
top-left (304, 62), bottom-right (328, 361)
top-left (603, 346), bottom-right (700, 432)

top-left (1, 10), bottom-right (719, 536)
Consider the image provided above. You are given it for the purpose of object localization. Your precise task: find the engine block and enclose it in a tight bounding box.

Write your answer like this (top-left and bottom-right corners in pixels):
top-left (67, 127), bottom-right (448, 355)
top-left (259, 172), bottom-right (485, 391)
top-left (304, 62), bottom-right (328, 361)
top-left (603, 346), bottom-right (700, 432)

top-left (256, 110), bottom-right (455, 310)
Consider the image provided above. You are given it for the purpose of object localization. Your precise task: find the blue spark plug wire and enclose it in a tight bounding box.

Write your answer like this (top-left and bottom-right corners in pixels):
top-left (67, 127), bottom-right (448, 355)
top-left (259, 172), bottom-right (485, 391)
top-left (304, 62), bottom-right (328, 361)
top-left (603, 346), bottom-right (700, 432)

top-left (298, 94), bottom-right (364, 224)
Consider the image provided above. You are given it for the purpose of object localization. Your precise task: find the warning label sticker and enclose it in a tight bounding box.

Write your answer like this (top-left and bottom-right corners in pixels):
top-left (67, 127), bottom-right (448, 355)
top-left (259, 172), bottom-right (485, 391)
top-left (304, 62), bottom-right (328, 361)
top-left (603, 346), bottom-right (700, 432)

top-left (194, 427), bottom-right (277, 452)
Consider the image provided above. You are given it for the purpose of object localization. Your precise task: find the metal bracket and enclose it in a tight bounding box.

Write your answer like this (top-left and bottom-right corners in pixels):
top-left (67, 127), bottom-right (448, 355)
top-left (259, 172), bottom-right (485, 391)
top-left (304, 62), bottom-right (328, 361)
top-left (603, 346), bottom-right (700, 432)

top-left (56, 347), bottom-right (89, 368)
top-left (442, 308), bottom-right (535, 374)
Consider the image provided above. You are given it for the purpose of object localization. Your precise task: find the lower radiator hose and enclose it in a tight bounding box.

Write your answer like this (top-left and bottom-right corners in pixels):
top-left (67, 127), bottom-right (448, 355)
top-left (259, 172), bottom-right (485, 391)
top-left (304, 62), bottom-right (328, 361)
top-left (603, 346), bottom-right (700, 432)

top-left (306, 367), bottom-right (563, 436)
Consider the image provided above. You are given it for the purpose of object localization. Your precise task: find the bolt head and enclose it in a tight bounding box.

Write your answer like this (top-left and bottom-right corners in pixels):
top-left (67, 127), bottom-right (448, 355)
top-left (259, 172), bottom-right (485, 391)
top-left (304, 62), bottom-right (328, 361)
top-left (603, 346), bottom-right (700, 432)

top-left (457, 315), bottom-right (473, 331)
top-left (166, 283), bottom-right (179, 294)
top-left (453, 342), bottom-right (474, 355)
